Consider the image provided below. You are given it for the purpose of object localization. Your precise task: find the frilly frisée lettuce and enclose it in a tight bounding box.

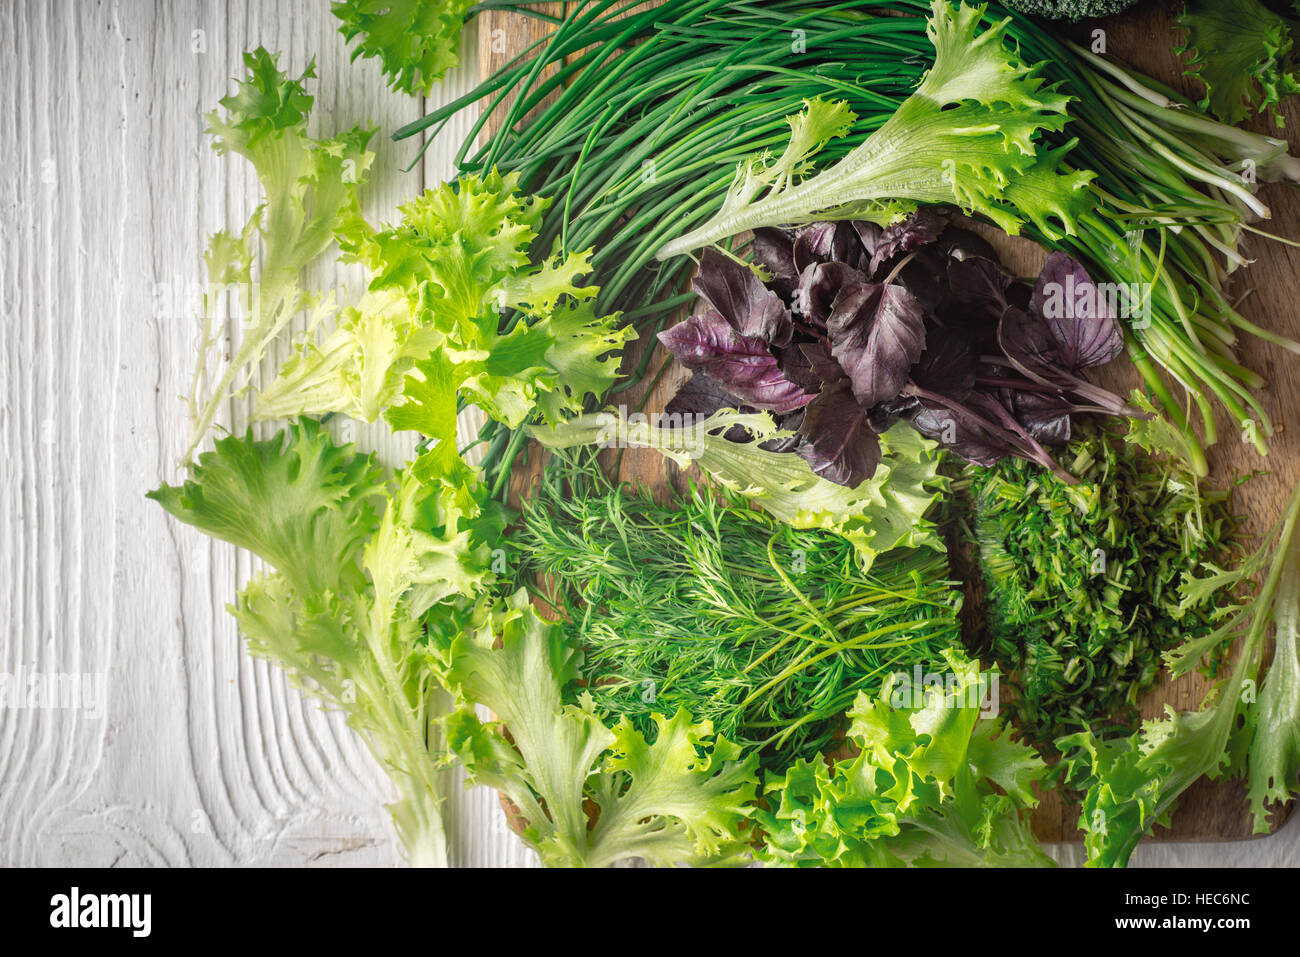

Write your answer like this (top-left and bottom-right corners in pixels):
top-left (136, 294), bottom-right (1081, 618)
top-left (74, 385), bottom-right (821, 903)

top-left (757, 650), bottom-right (1052, 867)
top-left (656, 0), bottom-right (1089, 259)
top-left (186, 49), bottom-right (376, 458)
top-left (150, 422), bottom-right (505, 867)
top-left (433, 592), bottom-right (760, 867)
top-left (529, 411), bottom-right (946, 571)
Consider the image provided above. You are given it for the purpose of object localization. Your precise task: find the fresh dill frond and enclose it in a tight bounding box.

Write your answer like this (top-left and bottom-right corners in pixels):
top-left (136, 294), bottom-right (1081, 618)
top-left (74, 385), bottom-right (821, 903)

top-left (512, 449), bottom-right (962, 770)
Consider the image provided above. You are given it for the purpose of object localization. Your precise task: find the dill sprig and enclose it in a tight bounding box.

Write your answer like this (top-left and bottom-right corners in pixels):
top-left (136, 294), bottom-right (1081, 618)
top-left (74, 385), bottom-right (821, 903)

top-left (512, 450), bottom-right (962, 769)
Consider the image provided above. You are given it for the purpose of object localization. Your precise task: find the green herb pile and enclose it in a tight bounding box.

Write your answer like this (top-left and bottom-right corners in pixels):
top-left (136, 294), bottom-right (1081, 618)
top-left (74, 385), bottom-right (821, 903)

top-left (964, 421), bottom-right (1240, 744)
top-left (515, 451), bottom-right (961, 768)
top-left (142, 0), bottom-right (1300, 870)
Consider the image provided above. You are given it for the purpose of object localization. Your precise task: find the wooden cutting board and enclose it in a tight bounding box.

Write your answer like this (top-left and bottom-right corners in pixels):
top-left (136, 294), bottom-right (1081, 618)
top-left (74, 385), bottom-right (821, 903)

top-left (478, 0), bottom-right (1298, 843)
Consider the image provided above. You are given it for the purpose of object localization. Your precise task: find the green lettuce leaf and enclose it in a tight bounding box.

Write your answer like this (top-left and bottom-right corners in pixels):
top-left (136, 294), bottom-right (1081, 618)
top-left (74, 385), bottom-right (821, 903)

top-left (332, 0), bottom-right (474, 95)
top-left (187, 49), bottom-right (375, 457)
top-left (756, 649), bottom-right (1052, 867)
top-left (150, 421), bottom-right (504, 866)
top-left (528, 409), bottom-right (945, 570)
top-left (657, 0), bottom-right (1090, 258)
top-left (434, 591), bottom-right (760, 867)
top-left (1178, 0), bottom-right (1300, 128)
top-left (257, 170), bottom-right (633, 431)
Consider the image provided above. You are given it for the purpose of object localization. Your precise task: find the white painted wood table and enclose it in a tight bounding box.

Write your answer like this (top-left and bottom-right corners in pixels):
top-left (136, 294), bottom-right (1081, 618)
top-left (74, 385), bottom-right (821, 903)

top-left (1, 0), bottom-right (1296, 867)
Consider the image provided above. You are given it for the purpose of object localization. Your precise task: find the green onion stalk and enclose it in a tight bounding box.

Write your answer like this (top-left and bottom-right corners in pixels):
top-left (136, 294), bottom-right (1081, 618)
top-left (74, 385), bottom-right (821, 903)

top-left (406, 0), bottom-right (1300, 489)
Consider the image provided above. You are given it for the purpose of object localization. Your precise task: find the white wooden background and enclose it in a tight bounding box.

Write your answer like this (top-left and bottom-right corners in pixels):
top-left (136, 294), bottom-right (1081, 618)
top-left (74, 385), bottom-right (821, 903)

top-left (1, 0), bottom-right (1296, 868)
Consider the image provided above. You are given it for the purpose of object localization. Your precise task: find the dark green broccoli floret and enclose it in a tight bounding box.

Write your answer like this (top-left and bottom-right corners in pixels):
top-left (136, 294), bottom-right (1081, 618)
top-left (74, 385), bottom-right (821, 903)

top-left (999, 0), bottom-right (1140, 19)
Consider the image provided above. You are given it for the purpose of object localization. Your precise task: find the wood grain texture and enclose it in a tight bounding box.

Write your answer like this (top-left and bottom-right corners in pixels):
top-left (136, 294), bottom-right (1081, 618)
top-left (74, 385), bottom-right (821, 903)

top-left (0, 0), bottom-right (532, 868)
top-left (0, 0), bottom-right (1295, 870)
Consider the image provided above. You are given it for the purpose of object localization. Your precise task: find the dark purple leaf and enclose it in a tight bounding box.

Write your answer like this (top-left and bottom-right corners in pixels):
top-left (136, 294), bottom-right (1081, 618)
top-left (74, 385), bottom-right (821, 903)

top-left (1007, 389), bottom-right (1074, 445)
top-left (944, 255), bottom-right (1011, 328)
top-left (773, 341), bottom-right (819, 394)
top-left (998, 305), bottom-right (1141, 419)
top-left (906, 398), bottom-right (1009, 467)
top-left (751, 227), bottom-right (797, 279)
top-left (827, 282), bottom-right (926, 408)
top-left (664, 374), bottom-right (804, 451)
top-left (893, 245), bottom-right (947, 315)
top-left (797, 378), bottom-right (881, 487)
top-left (868, 207), bottom-right (950, 277)
top-left (852, 221), bottom-right (882, 262)
top-left (665, 372), bottom-right (747, 417)
top-left (801, 339), bottom-right (845, 385)
top-left (938, 226), bottom-right (998, 263)
top-left (868, 394), bottom-right (920, 434)
top-left (793, 261), bottom-right (868, 330)
top-left (658, 311), bottom-right (813, 412)
top-left (1030, 252), bottom-right (1123, 370)
top-left (693, 248), bottom-right (793, 347)
top-left (792, 223), bottom-right (838, 274)
top-left (998, 304), bottom-right (1063, 382)
top-left (910, 326), bottom-right (977, 399)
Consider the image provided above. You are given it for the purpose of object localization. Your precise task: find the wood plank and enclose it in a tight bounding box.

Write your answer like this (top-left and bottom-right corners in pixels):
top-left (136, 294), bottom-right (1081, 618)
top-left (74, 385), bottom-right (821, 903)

top-left (478, 0), bottom-right (1299, 850)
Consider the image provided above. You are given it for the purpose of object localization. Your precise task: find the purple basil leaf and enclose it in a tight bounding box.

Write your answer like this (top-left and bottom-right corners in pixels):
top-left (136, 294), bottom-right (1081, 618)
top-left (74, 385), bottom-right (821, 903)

top-left (868, 394), bottom-right (921, 434)
top-left (910, 326), bottom-right (977, 399)
top-left (827, 282), bottom-right (926, 408)
top-left (794, 261), bottom-right (868, 329)
top-left (945, 255), bottom-right (1011, 328)
top-left (665, 373), bottom-right (768, 444)
top-left (693, 247), bottom-right (793, 347)
top-left (868, 206), bottom-right (950, 277)
top-left (997, 305), bottom-right (1139, 419)
top-left (802, 339), bottom-right (845, 385)
top-left (666, 372), bottom-right (749, 417)
top-left (1030, 252), bottom-right (1123, 370)
top-left (792, 223), bottom-right (838, 274)
top-left (773, 341), bottom-right (819, 394)
top-left (893, 245), bottom-right (947, 315)
top-left (997, 304), bottom-right (1064, 383)
top-left (797, 378), bottom-right (882, 487)
top-left (852, 220), bottom-right (882, 262)
top-left (1007, 389), bottom-right (1074, 446)
top-left (658, 310), bottom-right (813, 412)
top-left (751, 227), bottom-right (797, 279)
top-left (938, 226), bottom-right (998, 263)
top-left (906, 399), bottom-right (1008, 467)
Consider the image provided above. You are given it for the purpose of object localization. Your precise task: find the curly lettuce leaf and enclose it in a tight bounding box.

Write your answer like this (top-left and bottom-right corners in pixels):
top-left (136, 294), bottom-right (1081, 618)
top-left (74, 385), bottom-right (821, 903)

top-left (757, 650), bottom-right (1052, 867)
top-left (1178, 0), bottom-right (1300, 128)
top-left (332, 0), bottom-right (474, 95)
top-left (149, 418), bottom-right (384, 596)
top-left (187, 49), bottom-right (376, 457)
top-left (529, 409), bottom-right (944, 570)
top-left (434, 591), bottom-right (759, 867)
top-left (657, 0), bottom-right (1088, 258)
top-left (150, 422), bottom-right (507, 866)
top-left (257, 170), bottom-right (633, 431)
